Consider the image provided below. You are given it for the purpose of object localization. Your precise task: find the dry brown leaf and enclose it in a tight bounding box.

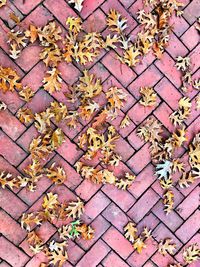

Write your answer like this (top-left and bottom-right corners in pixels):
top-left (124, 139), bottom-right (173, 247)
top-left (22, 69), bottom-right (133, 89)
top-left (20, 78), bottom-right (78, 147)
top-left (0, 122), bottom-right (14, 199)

top-left (9, 12), bottom-right (20, 24)
top-left (50, 101), bottom-right (68, 123)
top-left (163, 190), bottom-right (174, 214)
top-left (66, 17), bottom-right (82, 35)
top-left (120, 115), bottom-right (131, 128)
top-left (133, 237), bottom-right (147, 254)
top-left (21, 213), bottom-right (42, 232)
top-left (139, 87), bottom-right (157, 107)
top-left (121, 46), bottom-right (141, 67)
top-left (124, 222), bottom-right (137, 243)
top-left (65, 197), bottom-right (84, 219)
top-left (158, 238), bottom-right (176, 255)
top-left (107, 9), bottom-right (127, 34)
top-left (40, 46), bottom-right (62, 67)
top-left (38, 21), bottom-right (62, 46)
top-left (17, 107), bottom-right (34, 124)
top-left (43, 68), bottom-right (62, 94)
top-left (25, 24), bottom-right (38, 43)
top-left (115, 173), bottom-right (136, 190)
top-left (183, 244), bottom-right (200, 264)
top-left (0, 65), bottom-right (22, 92)
top-left (176, 56), bottom-right (190, 71)
top-left (19, 86), bottom-right (35, 102)
top-left (46, 240), bottom-right (68, 267)
top-left (0, 0), bottom-right (6, 7)
top-left (27, 231), bottom-right (44, 254)
top-left (172, 128), bottom-right (187, 147)
top-left (9, 42), bottom-right (21, 59)
top-left (45, 162), bottom-right (67, 185)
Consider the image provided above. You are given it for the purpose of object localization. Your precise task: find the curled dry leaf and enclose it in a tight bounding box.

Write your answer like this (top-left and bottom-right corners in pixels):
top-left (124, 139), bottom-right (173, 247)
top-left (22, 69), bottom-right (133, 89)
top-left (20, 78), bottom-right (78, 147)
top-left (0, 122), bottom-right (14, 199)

top-left (42, 68), bottom-right (62, 94)
top-left (158, 238), bottom-right (176, 255)
top-left (0, 65), bottom-right (22, 93)
top-left (107, 9), bottom-right (127, 34)
top-left (175, 56), bottom-right (190, 71)
top-left (40, 46), bottom-right (62, 67)
top-left (21, 213), bottom-right (42, 232)
top-left (45, 162), bottom-right (67, 185)
top-left (0, 101), bottom-right (7, 110)
top-left (27, 231), bottom-right (44, 254)
top-left (0, 0), bottom-right (6, 7)
top-left (133, 237), bottom-right (147, 254)
top-left (183, 243), bottom-right (200, 264)
top-left (45, 240), bottom-right (68, 267)
top-left (163, 190), bottom-right (174, 214)
top-left (68, 0), bottom-right (84, 12)
top-left (19, 86), bottom-right (35, 102)
top-left (17, 107), bottom-right (34, 124)
top-left (139, 87), bottom-right (157, 107)
top-left (25, 24), bottom-right (38, 43)
top-left (120, 115), bottom-right (131, 129)
top-left (65, 197), bottom-right (84, 219)
top-left (124, 222), bottom-right (137, 243)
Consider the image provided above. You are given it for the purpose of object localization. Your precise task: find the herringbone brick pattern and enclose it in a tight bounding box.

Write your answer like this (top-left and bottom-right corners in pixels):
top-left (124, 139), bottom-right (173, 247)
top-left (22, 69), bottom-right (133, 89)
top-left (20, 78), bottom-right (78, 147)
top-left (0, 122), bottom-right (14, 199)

top-left (0, 0), bottom-right (199, 266)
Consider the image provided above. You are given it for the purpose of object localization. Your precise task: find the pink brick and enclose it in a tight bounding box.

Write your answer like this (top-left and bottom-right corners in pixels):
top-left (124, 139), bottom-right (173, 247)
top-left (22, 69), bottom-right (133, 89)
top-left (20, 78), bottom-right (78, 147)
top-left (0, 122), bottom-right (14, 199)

top-left (0, 237), bottom-right (29, 267)
top-left (83, 191), bottom-right (110, 223)
top-left (82, 9), bottom-right (107, 33)
top-left (153, 102), bottom-right (174, 133)
top-left (152, 201), bottom-right (183, 231)
top-left (181, 25), bottom-right (200, 50)
top-left (77, 215), bottom-right (110, 250)
top-left (189, 43), bottom-right (200, 73)
top-left (102, 203), bottom-right (129, 232)
top-left (28, 89), bottom-right (53, 113)
top-left (102, 184), bottom-right (136, 212)
top-left (154, 77), bottom-right (182, 110)
top-left (175, 209), bottom-right (200, 243)
top-left (58, 62), bottom-right (80, 85)
top-left (115, 137), bottom-right (135, 161)
top-left (155, 53), bottom-right (182, 88)
top-left (76, 240), bottom-right (110, 267)
top-left (103, 227), bottom-right (133, 259)
top-left (103, 252), bottom-right (130, 267)
top-left (166, 33), bottom-right (188, 59)
top-left (128, 65), bottom-right (162, 99)
top-left (151, 251), bottom-right (175, 267)
top-left (101, 51), bottom-right (136, 87)
top-left (80, 0), bottom-right (106, 19)
top-left (120, 0), bottom-right (136, 8)
top-left (169, 15), bottom-right (189, 37)
top-left (127, 143), bottom-right (152, 174)
top-left (75, 179), bottom-right (101, 201)
top-left (0, 210), bottom-right (26, 244)
top-left (128, 238), bottom-right (158, 267)
top-left (176, 186), bottom-right (200, 219)
top-left (0, 1), bottom-right (23, 28)
top-left (128, 188), bottom-right (160, 222)
top-left (128, 164), bottom-right (156, 198)
top-left (67, 240), bottom-right (85, 265)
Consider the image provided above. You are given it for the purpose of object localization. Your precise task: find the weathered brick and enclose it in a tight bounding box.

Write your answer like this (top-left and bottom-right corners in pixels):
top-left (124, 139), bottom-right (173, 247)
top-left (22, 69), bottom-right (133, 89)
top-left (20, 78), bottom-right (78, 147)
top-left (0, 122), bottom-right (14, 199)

top-left (103, 251), bottom-right (130, 267)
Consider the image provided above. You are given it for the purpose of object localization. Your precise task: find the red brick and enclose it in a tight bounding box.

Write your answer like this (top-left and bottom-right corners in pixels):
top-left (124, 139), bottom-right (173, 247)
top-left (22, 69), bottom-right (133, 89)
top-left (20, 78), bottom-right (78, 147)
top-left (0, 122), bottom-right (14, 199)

top-left (0, 90), bottom-right (24, 114)
top-left (82, 191), bottom-right (110, 223)
top-left (169, 15), bottom-right (189, 37)
top-left (0, 237), bottom-right (29, 267)
top-left (127, 143), bottom-right (152, 174)
top-left (128, 164), bottom-right (156, 198)
top-left (80, 0), bottom-right (105, 19)
top-left (189, 43), bottom-right (200, 73)
top-left (101, 51), bottom-right (137, 87)
top-left (136, 213), bottom-right (159, 233)
top-left (120, 0), bottom-right (136, 8)
top-left (57, 136), bottom-right (83, 165)
top-left (151, 251), bottom-right (175, 267)
top-left (128, 65), bottom-right (163, 99)
top-left (21, 62), bottom-right (46, 92)
top-left (28, 89), bottom-right (54, 113)
top-left (128, 238), bottom-right (158, 267)
top-left (103, 251), bottom-right (130, 267)
top-left (16, 125), bottom-right (38, 152)
top-left (176, 186), bottom-right (200, 219)
top-left (0, 110), bottom-right (26, 140)
top-left (152, 200), bottom-right (183, 231)
top-left (102, 227), bottom-right (133, 259)
top-left (0, 1), bottom-right (23, 28)
top-left (102, 184), bottom-right (136, 212)
top-left (128, 127), bottom-right (145, 150)
top-left (16, 45), bottom-right (42, 72)
top-left (0, 156), bottom-right (21, 177)
top-left (24, 252), bottom-right (48, 267)
top-left (128, 188), bottom-right (160, 222)
top-left (175, 209), bottom-right (200, 243)
top-left (82, 9), bottom-right (107, 33)
top-left (102, 203), bottom-right (129, 232)
top-left (155, 53), bottom-right (182, 88)
top-left (0, 130), bottom-right (27, 166)
top-left (67, 240), bottom-right (85, 265)
top-left (0, 188), bottom-right (28, 219)
top-left (13, 0), bottom-right (43, 14)
top-left (0, 210), bottom-right (26, 244)
top-left (75, 179), bottom-right (101, 201)
top-left (0, 20), bottom-right (10, 53)
top-left (154, 77), bottom-right (183, 110)
top-left (58, 62), bottom-right (80, 85)
top-left (134, 51), bottom-right (156, 75)
top-left (76, 239), bottom-right (110, 267)
top-left (153, 102), bottom-right (174, 133)
top-left (44, 0), bottom-right (77, 26)
top-left (77, 215), bottom-right (110, 250)
top-left (115, 137), bottom-right (135, 161)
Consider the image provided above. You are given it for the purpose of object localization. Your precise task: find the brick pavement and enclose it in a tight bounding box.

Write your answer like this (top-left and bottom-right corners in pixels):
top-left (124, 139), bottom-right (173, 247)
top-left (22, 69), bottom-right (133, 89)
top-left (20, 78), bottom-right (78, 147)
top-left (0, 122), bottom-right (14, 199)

top-left (0, 0), bottom-right (199, 266)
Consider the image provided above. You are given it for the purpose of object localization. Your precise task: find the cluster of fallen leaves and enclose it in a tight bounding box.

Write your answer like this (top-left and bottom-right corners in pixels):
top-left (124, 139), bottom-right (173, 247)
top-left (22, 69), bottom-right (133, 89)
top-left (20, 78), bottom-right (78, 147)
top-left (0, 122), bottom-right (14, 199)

top-left (21, 192), bottom-right (94, 266)
top-left (3, 0), bottom-right (185, 70)
top-left (124, 221), bottom-right (200, 265)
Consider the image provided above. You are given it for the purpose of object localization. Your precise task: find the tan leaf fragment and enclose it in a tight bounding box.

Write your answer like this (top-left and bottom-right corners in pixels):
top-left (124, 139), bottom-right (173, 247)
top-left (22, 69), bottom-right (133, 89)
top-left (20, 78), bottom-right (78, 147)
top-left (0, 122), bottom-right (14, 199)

top-left (183, 244), bottom-right (200, 264)
top-left (139, 87), bottom-right (157, 107)
top-left (158, 238), bottom-right (176, 255)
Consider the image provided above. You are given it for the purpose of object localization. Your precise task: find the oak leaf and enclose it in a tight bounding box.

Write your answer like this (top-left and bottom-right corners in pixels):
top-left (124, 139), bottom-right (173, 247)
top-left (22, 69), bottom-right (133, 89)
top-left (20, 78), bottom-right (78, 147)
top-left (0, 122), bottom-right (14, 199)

top-left (27, 231), bottom-right (44, 254)
top-left (0, 0), bottom-right (6, 7)
top-left (155, 160), bottom-right (173, 180)
top-left (58, 220), bottom-right (81, 240)
top-left (50, 101), bottom-right (68, 123)
top-left (17, 107), bottom-right (34, 124)
top-left (43, 68), bottom-right (62, 94)
top-left (19, 86), bottom-right (35, 102)
top-left (68, 0), bottom-right (84, 12)
top-left (163, 190), bottom-right (174, 214)
top-left (158, 238), bottom-right (176, 255)
top-left (183, 244), bottom-right (200, 264)
top-left (133, 237), bottom-right (147, 254)
top-left (40, 46), bottom-right (62, 67)
top-left (46, 240), bottom-right (68, 267)
top-left (9, 42), bottom-right (21, 59)
top-left (0, 101), bottom-right (7, 110)
top-left (45, 163), bottom-right (67, 185)
top-left (37, 21), bottom-right (62, 46)
top-left (34, 108), bottom-right (54, 134)
top-left (76, 224), bottom-right (95, 240)
top-left (120, 115), bottom-right (131, 128)
top-left (65, 197), bottom-right (84, 219)
top-left (176, 56), bottom-right (190, 71)
top-left (107, 9), bottom-right (127, 34)
top-left (124, 222), bottom-right (137, 243)
top-left (21, 213), bottom-right (42, 232)
top-left (0, 65), bottom-right (22, 92)
top-left (115, 173), bottom-right (136, 190)
top-left (178, 172), bottom-right (196, 188)
top-left (139, 87), bottom-right (157, 107)
top-left (25, 24), bottom-right (38, 43)
top-left (121, 46), bottom-right (141, 67)
top-left (66, 17), bottom-right (82, 35)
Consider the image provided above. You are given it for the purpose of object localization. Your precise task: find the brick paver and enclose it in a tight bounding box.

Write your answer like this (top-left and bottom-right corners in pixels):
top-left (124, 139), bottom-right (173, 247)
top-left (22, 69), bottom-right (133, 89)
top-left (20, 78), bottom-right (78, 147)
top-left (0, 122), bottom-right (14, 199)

top-left (0, 0), bottom-right (199, 266)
